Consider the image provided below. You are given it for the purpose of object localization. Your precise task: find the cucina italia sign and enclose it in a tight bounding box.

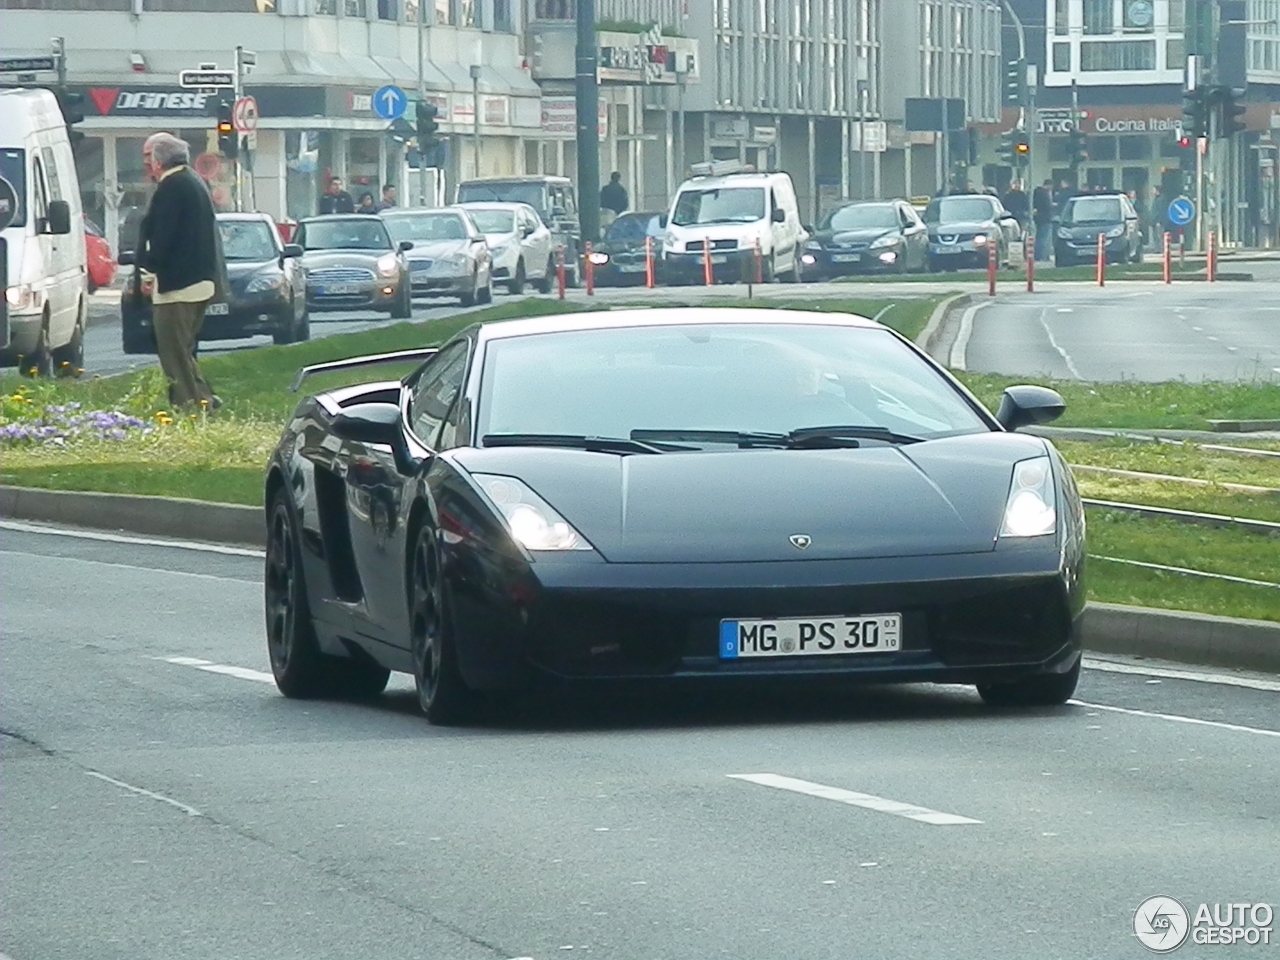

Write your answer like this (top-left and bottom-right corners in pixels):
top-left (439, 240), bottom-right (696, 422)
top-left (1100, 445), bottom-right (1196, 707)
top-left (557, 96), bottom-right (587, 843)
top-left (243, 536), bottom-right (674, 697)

top-left (1093, 116), bottom-right (1181, 133)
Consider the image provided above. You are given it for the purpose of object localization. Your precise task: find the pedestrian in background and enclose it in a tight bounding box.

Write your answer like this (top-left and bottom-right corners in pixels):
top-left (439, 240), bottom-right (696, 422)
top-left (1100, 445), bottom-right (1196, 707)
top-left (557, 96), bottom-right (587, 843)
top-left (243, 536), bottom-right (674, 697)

top-left (1001, 181), bottom-right (1030, 228)
top-left (600, 172), bottom-right (628, 228)
top-left (319, 176), bottom-right (355, 215)
top-left (376, 184), bottom-right (397, 211)
top-left (1032, 179), bottom-right (1054, 262)
top-left (138, 132), bottom-right (224, 409)
top-left (356, 192), bottom-right (377, 214)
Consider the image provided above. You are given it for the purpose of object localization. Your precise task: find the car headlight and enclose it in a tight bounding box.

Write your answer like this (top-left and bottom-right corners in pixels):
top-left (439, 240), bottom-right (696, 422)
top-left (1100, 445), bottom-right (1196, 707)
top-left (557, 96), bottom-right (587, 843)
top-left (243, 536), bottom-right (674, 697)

top-left (490, 242), bottom-right (509, 257)
top-left (972, 234), bottom-right (988, 246)
top-left (472, 474), bottom-right (593, 552)
top-left (869, 234), bottom-right (899, 249)
top-left (587, 251), bottom-right (610, 265)
top-left (1106, 225), bottom-right (1125, 238)
top-left (664, 231), bottom-right (678, 249)
top-left (245, 274), bottom-right (284, 293)
top-left (1000, 456), bottom-right (1057, 538)
top-left (1057, 227), bottom-right (1071, 238)
top-left (376, 253), bottom-right (399, 277)
top-left (804, 240), bottom-right (823, 251)
top-left (444, 253), bottom-right (469, 267)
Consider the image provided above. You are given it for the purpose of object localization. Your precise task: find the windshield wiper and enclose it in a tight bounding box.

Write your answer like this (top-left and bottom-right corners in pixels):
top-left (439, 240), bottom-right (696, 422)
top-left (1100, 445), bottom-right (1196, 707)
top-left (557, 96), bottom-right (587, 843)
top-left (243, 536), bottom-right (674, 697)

top-left (787, 425), bottom-right (924, 447)
top-left (482, 433), bottom-right (677, 455)
top-left (631, 427), bottom-right (923, 450)
top-left (631, 429), bottom-right (789, 448)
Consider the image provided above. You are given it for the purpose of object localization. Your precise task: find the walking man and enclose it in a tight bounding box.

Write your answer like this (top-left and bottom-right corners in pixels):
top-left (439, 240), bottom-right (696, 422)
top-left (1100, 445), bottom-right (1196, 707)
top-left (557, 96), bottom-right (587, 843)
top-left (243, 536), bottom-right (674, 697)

top-left (138, 132), bottom-right (223, 408)
top-left (600, 172), bottom-right (628, 227)
top-left (376, 184), bottom-right (398, 211)
top-left (319, 176), bottom-right (355, 215)
top-left (1032, 179), bottom-right (1054, 262)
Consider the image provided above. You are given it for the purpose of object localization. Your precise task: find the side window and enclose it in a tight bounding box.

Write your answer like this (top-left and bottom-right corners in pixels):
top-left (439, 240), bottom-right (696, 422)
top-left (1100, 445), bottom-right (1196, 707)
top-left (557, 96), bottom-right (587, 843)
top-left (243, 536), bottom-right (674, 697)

top-left (41, 147), bottom-right (62, 201)
top-left (31, 155), bottom-right (49, 219)
top-left (409, 341), bottom-right (469, 449)
top-left (770, 189), bottom-right (780, 215)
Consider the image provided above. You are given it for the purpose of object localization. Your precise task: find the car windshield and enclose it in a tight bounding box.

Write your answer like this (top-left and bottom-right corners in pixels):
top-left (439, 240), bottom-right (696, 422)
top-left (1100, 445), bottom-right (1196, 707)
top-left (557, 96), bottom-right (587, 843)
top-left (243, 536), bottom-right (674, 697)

top-left (478, 323), bottom-right (988, 442)
top-left (301, 219), bottom-right (391, 251)
top-left (384, 214), bottom-right (468, 243)
top-left (1063, 197), bottom-right (1123, 223)
top-left (924, 197), bottom-right (997, 224)
top-left (457, 182), bottom-right (547, 216)
top-left (671, 187), bottom-right (767, 226)
top-left (466, 210), bottom-right (515, 234)
top-left (218, 220), bottom-right (278, 261)
top-left (0, 148), bottom-right (27, 228)
top-left (823, 204), bottom-right (898, 231)
top-left (605, 214), bottom-right (662, 242)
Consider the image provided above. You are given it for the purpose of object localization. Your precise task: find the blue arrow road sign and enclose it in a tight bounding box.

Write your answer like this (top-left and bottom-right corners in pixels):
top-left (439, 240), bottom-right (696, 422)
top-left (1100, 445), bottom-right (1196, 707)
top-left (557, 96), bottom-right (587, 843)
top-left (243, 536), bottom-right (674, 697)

top-left (373, 84), bottom-right (407, 121)
top-left (1168, 196), bottom-right (1196, 227)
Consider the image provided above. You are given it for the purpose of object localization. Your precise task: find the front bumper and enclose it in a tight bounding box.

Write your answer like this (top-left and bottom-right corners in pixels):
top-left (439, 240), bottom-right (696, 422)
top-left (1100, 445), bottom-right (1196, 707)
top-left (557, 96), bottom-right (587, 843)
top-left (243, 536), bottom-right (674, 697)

top-left (0, 311), bottom-right (43, 364)
top-left (662, 249), bottom-right (757, 283)
top-left (407, 262), bottom-right (472, 296)
top-left (928, 240), bottom-right (993, 267)
top-left (804, 246), bottom-right (902, 275)
top-left (306, 279), bottom-right (399, 312)
top-left (123, 295), bottom-right (291, 339)
top-left (448, 547), bottom-right (1084, 692)
top-left (1055, 235), bottom-right (1128, 262)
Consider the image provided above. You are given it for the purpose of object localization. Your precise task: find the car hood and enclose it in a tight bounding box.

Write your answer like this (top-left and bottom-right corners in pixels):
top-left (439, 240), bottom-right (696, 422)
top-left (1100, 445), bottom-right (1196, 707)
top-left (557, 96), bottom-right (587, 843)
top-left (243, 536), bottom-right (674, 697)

top-left (454, 433), bottom-right (1049, 563)
top-left (402, 239), bottom-right (468, 257)
top-left (928, 220), bottom-right (995, 236)
top-left (817, 228), bottom-right (898, 245)
top-left (481, 231), bottom-right (518, 248)
top-left (225, 258), bottom-right (278, 278)
top-left (300, 249), bottom-right (388, 270)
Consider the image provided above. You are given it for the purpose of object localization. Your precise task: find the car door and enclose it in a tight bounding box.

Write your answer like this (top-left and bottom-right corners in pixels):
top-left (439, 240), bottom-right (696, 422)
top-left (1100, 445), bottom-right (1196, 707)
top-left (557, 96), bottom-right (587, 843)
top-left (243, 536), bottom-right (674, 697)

top-left (522, 207), bottom-right (552, 275)
top-left (343, 340), bottom-right (471, 646)
top-left (898, 203), bottom-right (927, 269)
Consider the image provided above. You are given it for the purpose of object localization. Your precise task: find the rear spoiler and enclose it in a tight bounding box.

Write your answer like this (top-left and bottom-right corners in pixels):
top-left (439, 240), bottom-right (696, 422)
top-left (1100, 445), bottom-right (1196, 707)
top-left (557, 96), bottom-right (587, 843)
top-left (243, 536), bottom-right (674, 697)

top-left (289, 348), bottom-right (439, 393)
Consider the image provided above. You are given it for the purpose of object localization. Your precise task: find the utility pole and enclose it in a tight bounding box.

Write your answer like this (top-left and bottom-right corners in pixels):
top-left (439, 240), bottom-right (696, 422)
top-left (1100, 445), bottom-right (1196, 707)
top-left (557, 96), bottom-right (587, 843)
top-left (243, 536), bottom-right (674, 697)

top-left (576, 0), bottom-right (600, 244)
top-left (470, 64), bottom-right (482, 180)
top-left (417, 3), bottom-right (428, 207)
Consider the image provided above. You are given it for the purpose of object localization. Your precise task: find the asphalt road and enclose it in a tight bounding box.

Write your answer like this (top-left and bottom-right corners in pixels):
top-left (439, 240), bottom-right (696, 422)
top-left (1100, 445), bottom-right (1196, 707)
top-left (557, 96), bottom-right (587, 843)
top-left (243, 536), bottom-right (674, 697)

top-left (3, 520), bottom-right (1278, 959)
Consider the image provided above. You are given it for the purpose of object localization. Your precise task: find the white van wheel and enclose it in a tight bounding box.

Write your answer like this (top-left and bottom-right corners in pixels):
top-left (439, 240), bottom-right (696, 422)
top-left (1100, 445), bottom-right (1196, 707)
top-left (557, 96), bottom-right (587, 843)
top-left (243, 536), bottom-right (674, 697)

top-left (20, 316), bottom-right (54, 378)
top-left (52, 302), bottom-right (86, 378)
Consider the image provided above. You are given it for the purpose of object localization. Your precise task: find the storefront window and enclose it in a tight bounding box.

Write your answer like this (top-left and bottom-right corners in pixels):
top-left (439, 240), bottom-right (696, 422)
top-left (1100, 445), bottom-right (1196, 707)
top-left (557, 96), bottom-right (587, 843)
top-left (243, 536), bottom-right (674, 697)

top-left (344, 0), bottom-right (363, 15)
top-left (1081, 40), bottom-right (1156, 70)
top-left (534, 0), bottom-right (574, 19)
top-left (1054, 0), bottom-right (1068, 35)
top-left (0, 0), bottom-right (128, 7)
top-left (1168, 0), bottom-right (1185, 30)
top-left (314, 0), bottom-right (337, 12)
top-left (77, 138), bottom-right (106, 240)
top-left (494, 0), bottom-right (512, 31)
top-left (1118, 136), bottom-right (1152, 160)
top-left (1087, 136), bottom-right (1118, 161)
top-left (1052, 42), bottom-right (1071, 72)
top-left (436, 0), bottom-right (450, 23)
top-left (145, 0), bottom-right (274, 8)
top-left (286, 130), bottom-right (323, 219)
top-left (1082, 0), bottom-right (1113, 35)
top-left (1166, 38), bottom-right (1185, 71)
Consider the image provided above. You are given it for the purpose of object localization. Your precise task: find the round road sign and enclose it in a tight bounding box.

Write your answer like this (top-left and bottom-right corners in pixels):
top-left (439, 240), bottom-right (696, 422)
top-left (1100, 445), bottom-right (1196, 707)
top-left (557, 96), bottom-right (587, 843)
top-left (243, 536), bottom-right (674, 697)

top-left (0, 176), bottom-right (17, 231)
top-left (194, 152), bottom-right (222, 180)
top-left (1167, 196), bottom-right (1196, 227)
top-left (233, 96), bottom-right (259, 133)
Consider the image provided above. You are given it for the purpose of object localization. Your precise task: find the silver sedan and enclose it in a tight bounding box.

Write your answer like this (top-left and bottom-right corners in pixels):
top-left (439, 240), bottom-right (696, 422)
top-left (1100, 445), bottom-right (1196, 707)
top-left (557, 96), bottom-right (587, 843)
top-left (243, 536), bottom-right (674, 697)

top-left (380, 208), bottom-right (494, 306)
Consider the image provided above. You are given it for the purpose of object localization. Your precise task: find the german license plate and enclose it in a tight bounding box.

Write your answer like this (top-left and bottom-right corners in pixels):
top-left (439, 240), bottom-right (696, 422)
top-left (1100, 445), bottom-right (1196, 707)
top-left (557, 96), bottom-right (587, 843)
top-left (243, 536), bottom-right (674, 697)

top-left (831, 253), bottom-right (861, 263)
top-left (935, 245), bottom-right (962, 255)
top-left (720, 614), bottom-right (902, 659)
top-left (711, 254), bottom-right (729, 264)
top-left (205, 301), bottom-right (229, 315)
top-left (317, 283), bottom-right (357, 295)
top-left (618, 263), bottom-right (646, 273)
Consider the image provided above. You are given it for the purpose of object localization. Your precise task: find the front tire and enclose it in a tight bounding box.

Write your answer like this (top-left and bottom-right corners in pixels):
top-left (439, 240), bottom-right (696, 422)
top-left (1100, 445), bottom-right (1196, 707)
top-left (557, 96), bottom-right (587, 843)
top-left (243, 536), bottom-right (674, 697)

top-left (20, 319), bottom-right (53, 378)
top-left (51, 310), bottom-right (85, 377)
top-left (533, 256), bottom-right (555, 294)
top-left (390, 281), bottom-right (412, 319)
top-left (409, 523), bottom-right (476, 725)
top-left (507, 258), bottom-right (526, 295)
top-left (977, 657), bottom-right (1080, 707)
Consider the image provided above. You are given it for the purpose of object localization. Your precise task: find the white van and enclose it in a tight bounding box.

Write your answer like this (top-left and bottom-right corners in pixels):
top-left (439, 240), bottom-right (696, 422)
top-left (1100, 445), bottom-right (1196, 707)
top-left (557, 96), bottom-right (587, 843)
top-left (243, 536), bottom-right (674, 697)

top-left (0, 88), bottom-right (87, 376)
top-left (661, 162), bottom-right (806, 283)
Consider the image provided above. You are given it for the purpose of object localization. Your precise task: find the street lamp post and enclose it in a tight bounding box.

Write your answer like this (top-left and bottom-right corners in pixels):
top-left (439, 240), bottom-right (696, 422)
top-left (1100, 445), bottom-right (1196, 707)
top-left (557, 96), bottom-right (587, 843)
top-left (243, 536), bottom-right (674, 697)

top-left (576, 0), bottom-right (601, 245)
top-left (417, 0), bottom-right (428, 207)
top-left (470, 64), bottom-right (482, 180)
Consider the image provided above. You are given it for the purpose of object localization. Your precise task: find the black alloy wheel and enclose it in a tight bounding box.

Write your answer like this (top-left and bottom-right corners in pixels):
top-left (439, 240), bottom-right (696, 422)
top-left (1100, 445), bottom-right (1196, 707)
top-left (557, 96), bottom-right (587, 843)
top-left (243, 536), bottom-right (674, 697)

top-left (409, 523), bottom-right (475, 725)
top-left (533, 255), bottom-right (555, 294)
top-left (265, 494), bottom-right (389, 700)
top-left (508, 258), bottom-right (526, 295)
top-left (977, 657), bottom-right (1081, 707)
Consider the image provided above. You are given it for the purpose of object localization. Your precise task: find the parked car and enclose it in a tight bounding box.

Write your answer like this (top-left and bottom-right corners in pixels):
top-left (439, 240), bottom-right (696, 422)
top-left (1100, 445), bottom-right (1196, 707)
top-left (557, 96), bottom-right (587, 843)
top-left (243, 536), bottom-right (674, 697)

top-left (585, 211), bottom-right (665, 286)
top-left (801, 200), bottom-right (928, 277)
top-left (296, 215), bottom-right (412, 317)
top-left (83, 216), bottom-right (116, 292)
top-left (924, 194), bottom-right (1022, 271)
top-left (456, 176), bottom-right (581, 285)
top-left (120, 212), bottom-right (308, 354)
top-left (457, 201), bottom-right (553, 294)
top-left (380, 207), bottom-right (493, 306)
top-left (1053, 192), bottom-right (1143, 266)
top-left (662, 162), bottom-right (806, 284)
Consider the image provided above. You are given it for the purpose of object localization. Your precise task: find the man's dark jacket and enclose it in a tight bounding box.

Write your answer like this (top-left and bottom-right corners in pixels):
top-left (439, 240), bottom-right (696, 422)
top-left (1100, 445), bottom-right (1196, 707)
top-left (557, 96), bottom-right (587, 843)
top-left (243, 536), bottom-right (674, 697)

top-left (138, 166), bottom-right (225, 297)
top-left (320, 190), bottom-right (355, 215)
top-left (600, 181), bottom-right (628, 215)
top-left (1032, 186), bottom-right (1054, 224)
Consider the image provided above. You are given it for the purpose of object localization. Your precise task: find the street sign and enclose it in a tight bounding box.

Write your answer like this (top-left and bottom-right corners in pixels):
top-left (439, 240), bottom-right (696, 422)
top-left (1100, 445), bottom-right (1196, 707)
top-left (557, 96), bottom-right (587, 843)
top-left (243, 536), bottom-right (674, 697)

top-left (179, 69), bottom-right (234, 89)
top-left (232, 96), bottom-right (258, 133)
top-left (193, 152), bottom-right (222, 180)
top-left (0, 176), bottom-right (18, 231)
top-left (373, 84), bottom-right (407, 121)
top-left (0, 57), bottom-right (57, 74)
top-left (1168, 196), bottom-right (1196, 226)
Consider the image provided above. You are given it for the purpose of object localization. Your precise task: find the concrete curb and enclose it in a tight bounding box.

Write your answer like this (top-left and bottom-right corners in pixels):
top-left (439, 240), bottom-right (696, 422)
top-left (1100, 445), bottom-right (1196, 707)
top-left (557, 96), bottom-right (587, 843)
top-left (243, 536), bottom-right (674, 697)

top-left (1084, 602), bottom-right (1280, 674)
top-left (4, 484), bottom-right (1277, 674)
top-left (914, 292), bottom-right (970, 357)
top-left (0, 486), bottom-right (264, 548)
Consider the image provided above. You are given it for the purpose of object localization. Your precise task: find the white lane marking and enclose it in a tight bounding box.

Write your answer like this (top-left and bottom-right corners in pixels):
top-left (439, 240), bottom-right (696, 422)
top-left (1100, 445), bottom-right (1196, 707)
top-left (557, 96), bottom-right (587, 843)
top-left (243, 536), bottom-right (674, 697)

top-left (1037, 308), bottom-right (1084, 380)
top-left (85, 770), bottom-right (203, 817)
top-left (1084, 657), bottom-right (1280, 693)
top-left (0, 519), bottom-right (264, 558)
top-left (1069, 701), bottom-right (1280, 739)
top-left (1056, 307), bottom-right (1073, 313)
top-left (1207, 335), bottom-right (1220, 342)
top-left (728, 773), bottom-right (982, 826)
top-left (161, 657), bottom-right (275, 684)
top-left (947, 302), bottom-right (986, 371)
top-left (1192, 326), bottom-right (1203, 331)
top-left (0, 550), bottom-right (258, 585)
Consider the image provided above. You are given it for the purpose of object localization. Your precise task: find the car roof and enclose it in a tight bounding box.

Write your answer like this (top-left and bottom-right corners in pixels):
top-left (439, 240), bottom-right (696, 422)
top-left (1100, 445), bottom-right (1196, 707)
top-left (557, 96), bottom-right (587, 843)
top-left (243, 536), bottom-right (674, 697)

top-left (460, 176), bottom-right (569, 186)
top-left (380, 206), bottom-right (469, 217)
top-left (473, 307), bottom-right (881, 344)
top-left (299, 214), bottom-right (388, 223)
top-left (680, 173), bottom-right (780, 189)
top-left (456, 201), bottom-right (530, 211)
top-left (216, 212), bottom-right (275, 223)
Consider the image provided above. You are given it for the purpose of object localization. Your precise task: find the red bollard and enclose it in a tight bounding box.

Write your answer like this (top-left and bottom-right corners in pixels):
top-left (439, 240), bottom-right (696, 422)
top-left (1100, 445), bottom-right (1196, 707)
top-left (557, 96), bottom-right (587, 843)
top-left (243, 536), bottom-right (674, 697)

top-left (556, 245), bottom-right (566, 300)
top-left (987, 238), bottom-right (997, 297)
top-left (584, 241), bottom-right (595, 296)
top-left (1207, 230), bottom-right (1217, 282)
top-left (1096, 233), bottom-right (1106, 287)
top-left (644, 236), bottom-right (655, 288)
top-left (1162, 232), bottom-right (1172, 284)
top-left (1026, 237), bottom-right (1035, 293)
top-left (702, 238), bottom-right (714, 286)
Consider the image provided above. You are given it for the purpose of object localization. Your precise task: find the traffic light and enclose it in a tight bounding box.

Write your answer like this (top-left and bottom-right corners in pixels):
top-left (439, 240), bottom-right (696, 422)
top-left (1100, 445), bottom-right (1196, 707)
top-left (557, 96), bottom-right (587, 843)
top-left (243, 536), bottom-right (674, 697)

top-left (1067, 126), bottom-right (1089, 167)
top-left (1217, 87), bottom-right (1247, 138)
top-left (415, 100), bottom-right (439, 155)
top-left (1014, 131), bottom-right (1030, 165)
top-left (997, 130), bottom-right (1017, 165)
top-left (1005, 58), bottom-right (1027, 106)
top-left (1181, 87), bottom-right (1208, 141)
top-left (54, 88), bottom-right (85, 147)
top-left (217, 99), bottom-right (237, 159)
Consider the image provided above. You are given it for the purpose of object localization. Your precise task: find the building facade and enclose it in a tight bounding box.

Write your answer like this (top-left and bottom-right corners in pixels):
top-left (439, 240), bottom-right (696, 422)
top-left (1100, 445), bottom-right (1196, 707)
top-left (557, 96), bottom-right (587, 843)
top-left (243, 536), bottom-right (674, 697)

top-left (1, 0), bottom-right (543, 252)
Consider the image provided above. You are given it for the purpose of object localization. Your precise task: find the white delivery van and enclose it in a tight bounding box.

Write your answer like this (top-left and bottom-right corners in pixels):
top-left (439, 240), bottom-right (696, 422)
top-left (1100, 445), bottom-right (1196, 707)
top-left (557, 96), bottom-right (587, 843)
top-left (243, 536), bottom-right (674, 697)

top-left (0, 88), bottom-right (87, 376)
top-left (660, 161), bottom-right (806, 283)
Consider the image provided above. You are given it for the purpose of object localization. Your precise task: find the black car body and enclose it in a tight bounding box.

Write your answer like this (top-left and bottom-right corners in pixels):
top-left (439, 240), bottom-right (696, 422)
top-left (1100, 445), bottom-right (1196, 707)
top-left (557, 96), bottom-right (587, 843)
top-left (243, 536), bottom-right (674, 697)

top-left (456, 176), bottom-right (581, 285)
top-left (802, 200), bottom-right (928, 277)
top-left (296, 215), bottom-right (412, 317)
top-left (587, 212), bottom-right (664, 285)
top-left (925, 195), bottom-right (1022, 271)
top-left (1053, 193), bottom-right (1143, 266)
top-left (121, 212), bottom-right (307, 355)
top-left (264, 308), bottom-right (1086, 725)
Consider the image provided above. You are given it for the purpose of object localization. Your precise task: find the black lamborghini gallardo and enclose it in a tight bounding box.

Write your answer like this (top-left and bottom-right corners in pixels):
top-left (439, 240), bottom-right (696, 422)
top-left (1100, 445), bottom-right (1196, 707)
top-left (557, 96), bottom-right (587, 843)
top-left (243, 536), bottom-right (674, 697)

top-left (264, 308), bottom-right (1086, 724)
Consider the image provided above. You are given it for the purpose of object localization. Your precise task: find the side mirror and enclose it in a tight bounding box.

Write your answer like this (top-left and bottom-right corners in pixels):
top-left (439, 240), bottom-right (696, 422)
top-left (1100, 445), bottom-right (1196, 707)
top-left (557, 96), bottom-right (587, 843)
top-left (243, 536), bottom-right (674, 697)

top-left (771, 207), bottom-right (786, 223)
top-left (398, 240), bottom-right (414, 252)
top-left (522, 224), bottom-right (535, 237)
top-left (282, 243), bottom-right (303, 259)
top-left (332, 402), bottom-right (402, 447)
top-left (118, 249), bottom-right (137, 266)
top-left (657, 213), bottom-right (668, 228)
top-left (45, 199), bottom-right (72, 235)
top-left (996, 385), bottom-right (1066, 432)
top-left (802, 224), bottom-right (814, 234)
